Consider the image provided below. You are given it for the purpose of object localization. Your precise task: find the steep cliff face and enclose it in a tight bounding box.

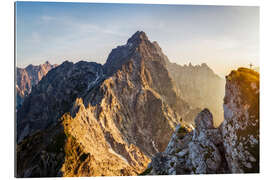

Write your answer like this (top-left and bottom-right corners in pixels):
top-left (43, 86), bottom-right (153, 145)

top-left (16, 61), bottom-right (57, 108)
top-left (16, 31), bottom-right (194, 177)
top-left (221, 68), bottom-right (259, 173)
top-left (144, 68), bottom-right (259, 175)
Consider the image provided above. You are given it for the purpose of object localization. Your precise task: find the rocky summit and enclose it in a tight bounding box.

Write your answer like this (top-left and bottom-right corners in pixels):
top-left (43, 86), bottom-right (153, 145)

top-left (144, 67), bottom-right (259, 175)
top-left (16, 31), bottom-right (259, 177)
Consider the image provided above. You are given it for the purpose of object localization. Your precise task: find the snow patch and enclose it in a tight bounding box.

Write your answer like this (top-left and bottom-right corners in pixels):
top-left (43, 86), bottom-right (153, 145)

top-left (107, 143), bottom-right (129, 165)
top-left (152, 140), bottom-right (159, 152)
top-left (87, 71), bottom-right (103, 91)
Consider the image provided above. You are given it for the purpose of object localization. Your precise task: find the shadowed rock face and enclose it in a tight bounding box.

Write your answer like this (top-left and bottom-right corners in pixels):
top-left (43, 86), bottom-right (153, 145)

top-left (16, 61), bottom-right (57, 108)
top-left (143, 68), bottom-right (259, 175)
top-left (16, 31), bottom-right (195, 177)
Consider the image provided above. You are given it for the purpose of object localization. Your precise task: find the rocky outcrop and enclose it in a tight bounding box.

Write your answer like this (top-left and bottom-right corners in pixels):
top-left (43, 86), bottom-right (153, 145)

top-left (16, 31), bottom-right (195, 177)
top-left (144, 109), bottom-right (228, 175)
top-left (221, 68), bottom-right (259, 173)
top-left (16, 61), bottom-right (57, 108)
top-left (144, 68), bottom-right (259, 175)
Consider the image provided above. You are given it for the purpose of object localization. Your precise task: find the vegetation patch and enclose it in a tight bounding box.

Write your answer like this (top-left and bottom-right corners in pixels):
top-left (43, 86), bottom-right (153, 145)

top-left (46, 132), bottom-right (66, 153)
top-left (139, 166), bottom-right (153, 175)
top-left (177, 126), bottom-right (188, 139)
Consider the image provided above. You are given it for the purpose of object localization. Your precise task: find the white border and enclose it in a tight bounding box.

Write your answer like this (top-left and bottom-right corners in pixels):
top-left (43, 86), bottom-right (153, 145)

top-left (1, 0), bottom-right (269, 179)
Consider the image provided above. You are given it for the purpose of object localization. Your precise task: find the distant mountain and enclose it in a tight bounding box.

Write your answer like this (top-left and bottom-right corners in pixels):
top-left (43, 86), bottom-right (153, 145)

top-left (166, 62), bottom-right (225, 126)
top-left (146, 41), bottom-right (225, 126)
top-left (16, 61), bottom-right (57, 108)
top-left (144, 68), bottom-right (259, 174)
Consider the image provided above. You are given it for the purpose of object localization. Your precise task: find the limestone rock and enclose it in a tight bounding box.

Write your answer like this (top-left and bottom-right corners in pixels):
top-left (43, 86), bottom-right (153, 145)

top-left (195, 108), bottom-right (214, 130)
top-left (221, 68), bottom-right (259, 173)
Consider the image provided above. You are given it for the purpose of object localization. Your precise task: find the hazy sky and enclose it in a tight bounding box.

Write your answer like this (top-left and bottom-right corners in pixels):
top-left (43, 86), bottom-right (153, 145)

top-left (16, 2), bottom-right (259, 77)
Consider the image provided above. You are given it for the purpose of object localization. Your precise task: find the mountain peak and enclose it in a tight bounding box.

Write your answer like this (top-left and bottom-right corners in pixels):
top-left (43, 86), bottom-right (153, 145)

top-left (104, 31), bottom-right (151, 75)
top-left (44, 61), bottom-right (50, 65)
top-left (127, 31), bottom-right (148, 45)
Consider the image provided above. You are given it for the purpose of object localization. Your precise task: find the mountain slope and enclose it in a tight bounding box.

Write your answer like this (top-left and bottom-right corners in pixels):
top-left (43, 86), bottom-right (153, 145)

top-left (16, 61), bottom-right (57, 108)
top-left (16, 31), bottom-right (194, 177)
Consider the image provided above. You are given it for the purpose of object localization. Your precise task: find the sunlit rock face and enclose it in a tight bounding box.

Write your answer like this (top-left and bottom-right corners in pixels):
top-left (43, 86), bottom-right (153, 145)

top-left (221, 68), bottom-right (259, 173)
top-left (16, 61), bottom-right (57, 108)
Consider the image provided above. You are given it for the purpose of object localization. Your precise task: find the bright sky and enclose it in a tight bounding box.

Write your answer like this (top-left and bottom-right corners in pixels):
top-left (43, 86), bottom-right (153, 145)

top-left (16, 2), bottom-right (259, 77)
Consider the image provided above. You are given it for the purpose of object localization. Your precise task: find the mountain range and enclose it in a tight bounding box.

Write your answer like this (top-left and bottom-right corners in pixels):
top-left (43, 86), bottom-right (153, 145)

top-left (16, 31), bottom-right (259, 177)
